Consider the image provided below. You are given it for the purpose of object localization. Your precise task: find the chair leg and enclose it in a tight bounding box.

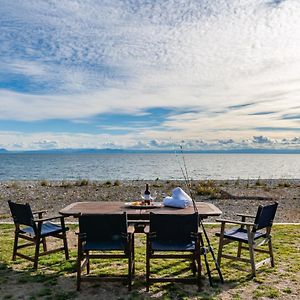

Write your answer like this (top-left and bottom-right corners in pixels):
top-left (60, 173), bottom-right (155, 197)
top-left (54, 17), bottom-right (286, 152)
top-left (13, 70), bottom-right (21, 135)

top-left (63, 233), bottom-right (69, 260)
top-left (191, 259), bottom-right (197, 276)
top-left (128, 253), bottom-right (132, 291)
top-left (132, 235), bottom-right (135, 276)
top-left (42, 237), bottom-right (47, 252)
top-left (76, 260), bottom-right (81, 291)
top-left (237, 241), bottom-right (242, 258)
top-left (268, 237), bottom-right (275, 267)
top-left (86, 252), bottom-right (90, 274)
top-left (246, 226), bottom-right (256, 277)
top-left (12, 232), bottom-right (19, 261)
top-left (60, 217), bottom-right (69, 260)
top-left (196, 251), bottom-right (202, 291)
top-left (77, 238), bottom-right (82, 291)
top-left (146, 244), bottom-right (150, 292)
top-left (217, 222), bottom-right (225, 266)
top-left (33, 238), bottom-right (41, 270)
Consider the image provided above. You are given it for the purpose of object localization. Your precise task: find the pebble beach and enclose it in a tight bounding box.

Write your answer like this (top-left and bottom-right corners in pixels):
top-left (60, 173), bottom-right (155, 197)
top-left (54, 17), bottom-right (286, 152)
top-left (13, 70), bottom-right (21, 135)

top-left (0, 179), bottom-right (299, 223)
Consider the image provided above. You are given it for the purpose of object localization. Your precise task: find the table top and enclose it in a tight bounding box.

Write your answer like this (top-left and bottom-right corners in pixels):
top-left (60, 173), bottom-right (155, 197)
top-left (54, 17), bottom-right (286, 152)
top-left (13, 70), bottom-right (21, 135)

top-left (59, 201), bottom-right (222, 219)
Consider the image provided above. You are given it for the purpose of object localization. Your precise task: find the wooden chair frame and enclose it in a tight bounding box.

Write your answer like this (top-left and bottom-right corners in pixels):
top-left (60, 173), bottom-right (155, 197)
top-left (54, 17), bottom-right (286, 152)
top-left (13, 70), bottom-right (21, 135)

top-left (8, 201), bottom-right (69, 270)
top-left (145, 213), bottom-right (202, 291)
top-left (216, 202), bottom-right (278, 276)
top-left (76, 213), bottom-right (135, 291)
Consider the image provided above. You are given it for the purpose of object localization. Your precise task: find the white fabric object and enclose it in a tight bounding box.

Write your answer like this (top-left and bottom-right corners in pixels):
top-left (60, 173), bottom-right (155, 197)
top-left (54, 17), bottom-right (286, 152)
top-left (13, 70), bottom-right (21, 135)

top-left (163, 187), bottom-right (193, 208)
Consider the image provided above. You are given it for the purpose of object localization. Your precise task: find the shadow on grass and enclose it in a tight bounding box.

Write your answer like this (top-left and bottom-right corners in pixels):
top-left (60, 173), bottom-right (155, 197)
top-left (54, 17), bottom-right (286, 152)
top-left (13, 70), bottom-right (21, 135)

top-left (1, 225), bottom-right (299, 299)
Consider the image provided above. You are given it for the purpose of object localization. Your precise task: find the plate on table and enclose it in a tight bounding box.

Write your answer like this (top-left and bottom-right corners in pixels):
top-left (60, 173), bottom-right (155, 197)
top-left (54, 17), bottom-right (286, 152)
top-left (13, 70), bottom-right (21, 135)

top-left (124, 201), bottom-right (163, 209)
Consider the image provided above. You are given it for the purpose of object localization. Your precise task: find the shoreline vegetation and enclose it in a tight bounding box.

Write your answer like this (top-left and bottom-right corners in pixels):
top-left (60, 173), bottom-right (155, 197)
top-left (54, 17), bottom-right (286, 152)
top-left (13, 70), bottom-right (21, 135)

top-left (0, 179), bottom-right (299, 223)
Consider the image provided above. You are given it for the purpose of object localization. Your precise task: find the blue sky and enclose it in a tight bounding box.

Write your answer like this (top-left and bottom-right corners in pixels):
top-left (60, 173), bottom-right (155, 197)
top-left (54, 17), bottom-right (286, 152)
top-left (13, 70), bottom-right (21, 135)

top-left (0, 0), bottom-right (300, 151)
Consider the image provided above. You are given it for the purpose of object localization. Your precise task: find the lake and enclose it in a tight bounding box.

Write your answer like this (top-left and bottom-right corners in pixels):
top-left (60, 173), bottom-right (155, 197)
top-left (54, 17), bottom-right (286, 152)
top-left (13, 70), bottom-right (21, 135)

top-left (0, 153), bottom-right (299, 180)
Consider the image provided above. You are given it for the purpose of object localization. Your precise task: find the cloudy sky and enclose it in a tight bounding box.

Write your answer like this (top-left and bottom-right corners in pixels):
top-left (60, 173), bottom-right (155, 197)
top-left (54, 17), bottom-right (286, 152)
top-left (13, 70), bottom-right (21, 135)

top-left (0, 0), bottom-right (300, 151)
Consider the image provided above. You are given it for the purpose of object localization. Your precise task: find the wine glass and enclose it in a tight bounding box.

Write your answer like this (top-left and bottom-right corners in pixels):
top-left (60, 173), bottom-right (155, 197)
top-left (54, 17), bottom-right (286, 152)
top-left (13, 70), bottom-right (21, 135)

top-left (150, 191), bottom-right (157, 202)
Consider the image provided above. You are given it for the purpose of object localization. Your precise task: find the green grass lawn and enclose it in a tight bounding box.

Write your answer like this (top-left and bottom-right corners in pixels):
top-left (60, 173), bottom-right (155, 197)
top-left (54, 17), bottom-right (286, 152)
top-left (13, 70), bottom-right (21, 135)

top-left (0, 224), bottom-right (299, 300)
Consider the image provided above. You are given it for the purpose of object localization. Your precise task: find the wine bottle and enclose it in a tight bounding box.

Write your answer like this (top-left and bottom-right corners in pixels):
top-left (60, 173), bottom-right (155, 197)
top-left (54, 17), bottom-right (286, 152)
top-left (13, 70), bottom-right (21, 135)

top-left (144, 183), bottom-right (151, 204)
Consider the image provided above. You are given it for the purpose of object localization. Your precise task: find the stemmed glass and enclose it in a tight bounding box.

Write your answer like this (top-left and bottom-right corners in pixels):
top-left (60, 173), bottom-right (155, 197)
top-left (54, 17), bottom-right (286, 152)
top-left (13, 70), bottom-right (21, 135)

top-left (151, 191), bottom-right (157, 202)
top-left (140, 190), bottom-right (157, 203)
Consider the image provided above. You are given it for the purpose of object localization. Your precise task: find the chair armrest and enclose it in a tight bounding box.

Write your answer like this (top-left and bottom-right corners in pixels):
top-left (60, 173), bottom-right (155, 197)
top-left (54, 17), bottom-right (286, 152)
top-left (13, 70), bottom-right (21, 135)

top-left (144, 225), bottom-right (150, 234)
top-left (34, 215), bottom-right (64, 223)
top-left (191, 232), bottom-right (202, 239)
top-left (216, 219), bottom-right (254, 226)
top-left (32, 210), bottom-right (47, 215)
top-left (236, 213), bottom-right (256, 219)
top-left (76, 232), bottom-right (87, 242)
top-left (127, 225), bottom-right (135, 234)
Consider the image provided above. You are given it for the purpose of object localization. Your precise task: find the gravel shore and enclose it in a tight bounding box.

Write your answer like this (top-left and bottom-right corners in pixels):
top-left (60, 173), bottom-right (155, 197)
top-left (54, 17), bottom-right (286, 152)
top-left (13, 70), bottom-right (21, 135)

top-left (0, 179), bottom-right (299, 223)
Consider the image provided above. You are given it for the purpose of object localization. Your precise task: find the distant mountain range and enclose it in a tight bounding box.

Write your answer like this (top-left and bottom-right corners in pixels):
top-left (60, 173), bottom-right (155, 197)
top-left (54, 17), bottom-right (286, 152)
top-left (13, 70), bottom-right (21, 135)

top-left (0, 148), bottom-right (300, 154)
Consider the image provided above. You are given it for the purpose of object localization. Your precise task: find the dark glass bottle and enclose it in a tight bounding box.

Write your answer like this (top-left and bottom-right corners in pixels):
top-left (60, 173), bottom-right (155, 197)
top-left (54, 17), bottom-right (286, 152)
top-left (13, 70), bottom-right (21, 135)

top-left (144, 183), bottom-right (151, 204)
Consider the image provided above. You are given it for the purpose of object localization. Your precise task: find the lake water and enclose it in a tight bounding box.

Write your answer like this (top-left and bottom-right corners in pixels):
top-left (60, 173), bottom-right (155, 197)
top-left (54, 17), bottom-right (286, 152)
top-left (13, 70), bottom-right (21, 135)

top-left (0, 153), bottom-right (299, 180)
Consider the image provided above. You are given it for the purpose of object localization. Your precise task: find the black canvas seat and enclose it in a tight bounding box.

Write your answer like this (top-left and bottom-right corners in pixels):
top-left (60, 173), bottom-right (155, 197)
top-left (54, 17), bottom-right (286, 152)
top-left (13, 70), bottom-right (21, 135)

top-left (216, 202), bottom-right (278, 276)
top-left (216, 227), bottom-right (266, 243)
top-left (152, 240), bottom-right (196, 251)
top-left (76, 213), bottom-right (135, 291)
top-left (20, 222), bottom-right (64, 237)
top-left (8, 200), bottom-right (69, 270)
top-left (83, 239), bottom-right (125, 251)
top-left (145, 213), bottom-right (202, 291)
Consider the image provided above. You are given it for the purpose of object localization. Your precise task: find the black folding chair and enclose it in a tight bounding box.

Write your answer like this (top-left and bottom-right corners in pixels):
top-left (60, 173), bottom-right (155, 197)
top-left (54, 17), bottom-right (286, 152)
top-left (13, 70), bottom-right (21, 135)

top-left (77, 213), bottom-right (135, 291)
top-left (8, 200), bottom-right (69, 269)
top-left (216, 202), bottom-right (278, 276)
top-left (145, 213), bottom-right (202, 291)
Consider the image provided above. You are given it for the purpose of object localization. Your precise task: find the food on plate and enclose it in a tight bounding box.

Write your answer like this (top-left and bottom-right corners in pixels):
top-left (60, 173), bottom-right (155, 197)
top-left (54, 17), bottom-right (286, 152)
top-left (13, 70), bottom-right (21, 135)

top-left (131, 200), bottom-right (150, 206)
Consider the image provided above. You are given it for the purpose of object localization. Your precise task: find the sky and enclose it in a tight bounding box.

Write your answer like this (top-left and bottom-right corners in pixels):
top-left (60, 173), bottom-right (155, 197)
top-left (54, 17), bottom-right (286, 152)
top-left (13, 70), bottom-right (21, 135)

top-left (0, 0), bottom-right (300, 151)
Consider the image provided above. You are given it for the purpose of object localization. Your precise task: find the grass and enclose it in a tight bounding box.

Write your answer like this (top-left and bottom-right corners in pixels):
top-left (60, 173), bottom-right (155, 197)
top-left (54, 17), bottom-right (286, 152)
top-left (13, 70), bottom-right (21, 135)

top-left (0, 225), bottom-right (299, 299)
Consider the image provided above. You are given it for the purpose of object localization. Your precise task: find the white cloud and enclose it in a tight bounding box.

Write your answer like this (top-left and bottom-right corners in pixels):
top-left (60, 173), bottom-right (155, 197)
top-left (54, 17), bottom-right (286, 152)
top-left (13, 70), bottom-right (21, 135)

top-left (0, 0), bottom-right (300, 144)
top-left (0, 130), bottom-right (299, 151)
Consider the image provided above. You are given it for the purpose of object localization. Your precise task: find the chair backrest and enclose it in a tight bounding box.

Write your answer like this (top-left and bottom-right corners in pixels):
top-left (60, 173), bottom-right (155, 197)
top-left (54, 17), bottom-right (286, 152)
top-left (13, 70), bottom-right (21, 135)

top-left (149, 213), bottom-right (198, 243)
top-left (8, 200), bottom-right (35, 229)
top-left (253, 202), bottom-right (278, 232)
top-left (79, 213), bottom-right (128, 243)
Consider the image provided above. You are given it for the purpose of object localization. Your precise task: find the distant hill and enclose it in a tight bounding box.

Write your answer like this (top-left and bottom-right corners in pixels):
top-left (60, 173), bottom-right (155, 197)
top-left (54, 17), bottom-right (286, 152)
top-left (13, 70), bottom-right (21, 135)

top-left (1, 148), bottom-right (300, 154)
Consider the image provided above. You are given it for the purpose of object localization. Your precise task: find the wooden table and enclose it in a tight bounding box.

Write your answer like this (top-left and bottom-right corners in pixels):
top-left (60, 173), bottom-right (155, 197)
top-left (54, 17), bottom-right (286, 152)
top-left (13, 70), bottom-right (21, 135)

top-left (60, 201), bottom-right (222, 221)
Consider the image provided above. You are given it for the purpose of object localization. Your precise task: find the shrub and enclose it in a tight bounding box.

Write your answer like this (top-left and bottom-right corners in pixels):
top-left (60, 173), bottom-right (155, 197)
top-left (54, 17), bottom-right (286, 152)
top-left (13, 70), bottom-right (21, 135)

top-left (255, 177), bottom-right (266, 187)
top-left (60, 181), bottom-right (72, 188)
top-left (8, 182), bottom-right (18, 189)
top-left (113, 180), bottom-right (121, 186)
top-left (40, 180), bottom-right (49, 187)
top-left (195, 180), bottom-right (220, 198)
top-left (278, 181), bottom-right (291, 188)
top-left (76, 179), bottom-right (89, 186)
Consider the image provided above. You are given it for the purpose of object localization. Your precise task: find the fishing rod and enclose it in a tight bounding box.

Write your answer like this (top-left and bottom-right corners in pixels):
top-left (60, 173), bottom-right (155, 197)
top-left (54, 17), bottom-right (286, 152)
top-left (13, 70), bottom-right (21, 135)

top-left (176, 144), bottom-right (223, 285)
